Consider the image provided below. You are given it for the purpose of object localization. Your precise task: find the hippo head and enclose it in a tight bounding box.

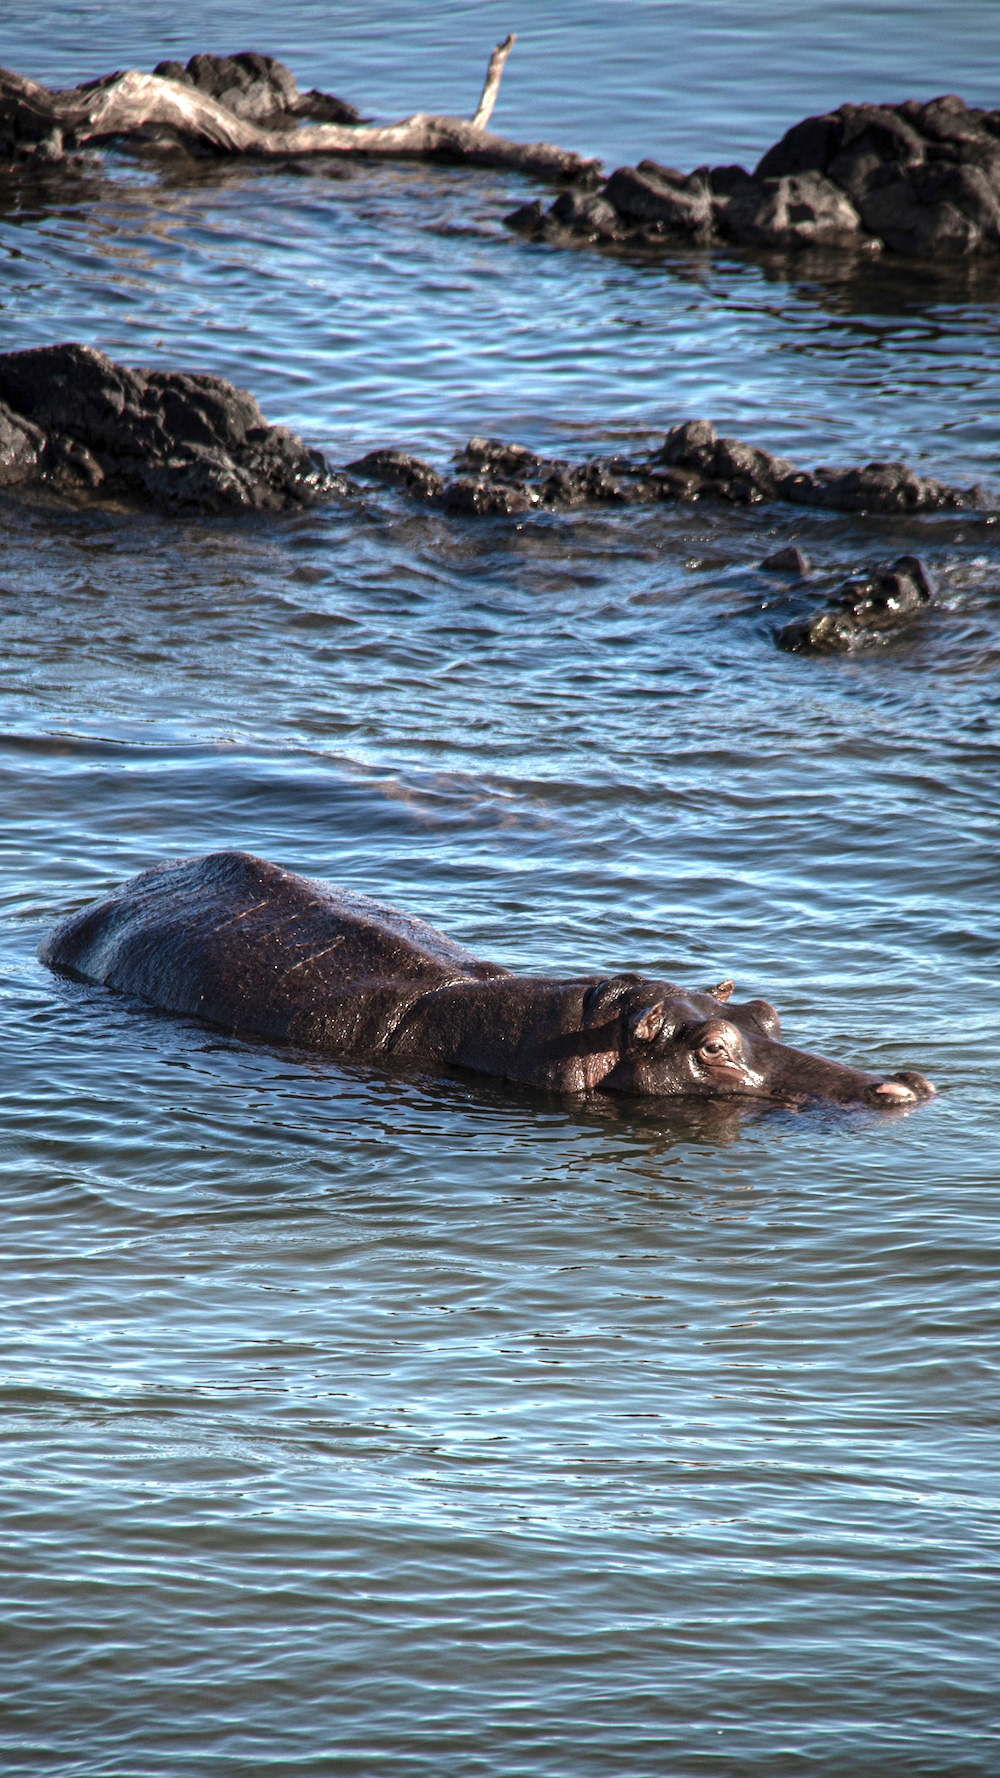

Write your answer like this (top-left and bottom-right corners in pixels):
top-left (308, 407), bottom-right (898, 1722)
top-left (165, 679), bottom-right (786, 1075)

top-left (585, 974), bottom-right (934, 1108)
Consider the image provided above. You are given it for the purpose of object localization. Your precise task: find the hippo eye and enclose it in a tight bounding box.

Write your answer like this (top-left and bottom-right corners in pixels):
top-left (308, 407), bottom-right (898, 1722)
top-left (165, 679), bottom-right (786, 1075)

top-left (698, 1038), bottom-right (729, 1060)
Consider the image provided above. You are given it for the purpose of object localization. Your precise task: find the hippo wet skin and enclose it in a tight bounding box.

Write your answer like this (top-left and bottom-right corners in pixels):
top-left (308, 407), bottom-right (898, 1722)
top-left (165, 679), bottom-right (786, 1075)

top-left (39, 851), bottom-right (935, 1110)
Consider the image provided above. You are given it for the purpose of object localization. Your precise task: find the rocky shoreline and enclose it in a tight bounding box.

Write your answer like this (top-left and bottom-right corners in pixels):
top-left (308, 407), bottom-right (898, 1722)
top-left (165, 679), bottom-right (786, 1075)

top-left (508, 94), bottom-right (1000, 261)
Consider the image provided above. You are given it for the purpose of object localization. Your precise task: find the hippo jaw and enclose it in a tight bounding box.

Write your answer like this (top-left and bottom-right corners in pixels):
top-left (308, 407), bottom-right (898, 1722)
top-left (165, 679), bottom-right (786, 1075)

top-left (598, 989), bottom-right (935, 1108)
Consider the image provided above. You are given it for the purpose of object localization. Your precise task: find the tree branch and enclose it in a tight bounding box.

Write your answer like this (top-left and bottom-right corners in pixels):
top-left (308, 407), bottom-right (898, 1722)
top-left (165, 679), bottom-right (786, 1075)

top-left (471, 33), bottom-right (515, 130)
top-left (2, 45), bottom-right (598, 184)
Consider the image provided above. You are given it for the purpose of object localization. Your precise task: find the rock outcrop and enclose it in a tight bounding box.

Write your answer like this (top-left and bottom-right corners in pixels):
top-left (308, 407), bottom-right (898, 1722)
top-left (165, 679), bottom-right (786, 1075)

top-left (776, 555), bottom-right (935, 652)
top-left (348, 421), bottom-right (984, 517)
top-left (0, 343), bottom-right (340, 513)
top-left (507, 93), bottom-right (1000, 260)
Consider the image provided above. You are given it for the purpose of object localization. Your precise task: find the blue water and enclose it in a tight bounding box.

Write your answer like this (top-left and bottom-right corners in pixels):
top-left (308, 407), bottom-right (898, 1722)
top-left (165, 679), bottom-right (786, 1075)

top-left (1, 5), bottom-right (998, 1773)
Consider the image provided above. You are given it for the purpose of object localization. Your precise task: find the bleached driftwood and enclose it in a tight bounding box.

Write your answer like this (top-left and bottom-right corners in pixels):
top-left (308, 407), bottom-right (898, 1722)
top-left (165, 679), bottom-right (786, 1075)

top-left (1, 38), bottom-right (598, 183)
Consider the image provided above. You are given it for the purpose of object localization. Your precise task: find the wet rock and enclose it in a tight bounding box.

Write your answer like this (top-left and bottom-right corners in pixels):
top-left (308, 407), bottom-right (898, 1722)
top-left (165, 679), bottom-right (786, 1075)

top-left (713, 436), bottom-right (792, 495)
top-left (813, 459), bottom-right (975, 513)
top-left (350, 422), bottom-right (984, 522)
top-left (761, 545), bottom-right (811, 576)
top-left (347, 448), bottom-right (444, 500)
top-left (776, 554), bottom-right (935, 652)
top-left (602, 164), bottom-right (715, 241)
top-left (548, 187), bottom-right (623, 239)
top-left (660, 419), bottom-right (719, 473)
top-left (151, 51), bottom-right (361, 127)
top-left (442, 477), bottom-right (535, 516)
top-left (0, 342), bottom-right (339, 513)
top-left (0, 398), bottom-right (45, 485)
top-left (454, 437), bottom-right (543, 478)
top-left (0, 66), bottom-right (67, 166)
top-left (503, 198), bottom-right (548, 234)
top-left (509, 89), bottom-right (1000, 261)
top-left (722, 170), bottom-right (866, 249)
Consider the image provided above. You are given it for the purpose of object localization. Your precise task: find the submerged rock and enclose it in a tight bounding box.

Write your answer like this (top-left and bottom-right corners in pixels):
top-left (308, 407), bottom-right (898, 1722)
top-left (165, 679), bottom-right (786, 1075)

top-left (347, 419), bottom-right (984, 518)
top-left (346, 448), bottom-right (444, 501)
top-left (0, 343), bottom-right (341, 513)
top-left (761, 544), bottom-right (811, 576)
top-left (507, 91), bottom-right (1000, 261)
top-left (776, 555), bottom-right (935, 652)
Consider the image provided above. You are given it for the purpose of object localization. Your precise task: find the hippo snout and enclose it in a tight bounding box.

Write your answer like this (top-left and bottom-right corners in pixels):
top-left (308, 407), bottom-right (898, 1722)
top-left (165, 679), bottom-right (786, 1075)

top-left (864, 1070), bottom-right (936, 1108)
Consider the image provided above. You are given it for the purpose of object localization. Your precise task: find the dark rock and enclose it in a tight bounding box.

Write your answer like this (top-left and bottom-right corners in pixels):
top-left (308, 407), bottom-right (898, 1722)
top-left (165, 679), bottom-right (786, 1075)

top-left (602, 164), bottom-right (714, 240)
top-left (754, 112), bottom-right (846, 180)
top-left (814, 459), bottom-right (971, 513)
top-left (344, 423), bottom-right (985, 523)
top-left (858, 165), bottom-right (983, 256)
top-left (0, 342), bottom-right (337, 512)
top-left (723, 170), bottom-right (865, 249)
top-left (346, 447), bottom-right (444, 501)
top-left (506, 87), bottom-right (1000, 263)
top-left (151, 51), bottom-right (361, 128)
top-left (503, 198), bottom-right (547, 234)
top-left (660, 419), bottom-right (719, 472)
top-left (548, 187), bottom-right (622, 238)
top-left (914, 94), bottom-right (983, 145)
top-left (712, 437), bottom-right (795, 495)
top-left (761, 545), bottom-right (811, 576)
top-left (0, 398), bottom-right (45, 486)
top-left (708, 164), bottom-right (754, 197)
top-left (777, 553), bottom-right (935, 652)
top-left (442, 477), bottom-right (534, 516)
top-left (0, 64), bottom-right (66, 165)
top-left (455, 437), bottom-right (543, 477)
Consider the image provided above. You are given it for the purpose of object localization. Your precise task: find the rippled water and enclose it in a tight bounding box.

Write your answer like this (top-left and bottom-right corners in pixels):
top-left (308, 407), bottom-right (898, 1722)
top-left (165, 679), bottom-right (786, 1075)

top-left (2, 4), bottom-right (999, 1773)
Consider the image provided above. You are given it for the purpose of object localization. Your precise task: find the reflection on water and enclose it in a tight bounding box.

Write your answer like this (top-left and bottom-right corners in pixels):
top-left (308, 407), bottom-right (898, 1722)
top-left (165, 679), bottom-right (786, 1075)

top-left (1, 2), bottom-right (999, 1773)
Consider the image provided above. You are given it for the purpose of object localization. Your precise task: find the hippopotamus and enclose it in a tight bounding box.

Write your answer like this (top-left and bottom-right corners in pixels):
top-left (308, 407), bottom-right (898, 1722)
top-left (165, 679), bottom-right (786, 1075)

top-left (39, 850), bottom-right (935, 1110)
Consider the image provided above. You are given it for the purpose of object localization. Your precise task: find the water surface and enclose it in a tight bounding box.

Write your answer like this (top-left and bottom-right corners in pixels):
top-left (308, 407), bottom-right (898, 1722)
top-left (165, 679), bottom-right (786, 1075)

top-left (1, 4), bottom-right (998, 1773)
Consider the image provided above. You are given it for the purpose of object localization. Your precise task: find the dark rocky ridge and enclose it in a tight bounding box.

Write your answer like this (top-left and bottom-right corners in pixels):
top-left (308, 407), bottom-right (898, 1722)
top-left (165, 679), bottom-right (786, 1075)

top-left (349, 421), bottom-right (984, 518)
top-left (507, 93), bottom-right (1000, 260)
top-left (0, 343), bottom-right (341, 513)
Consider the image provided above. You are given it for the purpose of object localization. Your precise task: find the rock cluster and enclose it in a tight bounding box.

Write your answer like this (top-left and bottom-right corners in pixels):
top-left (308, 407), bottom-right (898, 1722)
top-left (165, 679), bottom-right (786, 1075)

top-left (776, 555), bottom-right (935, 652)
top-left (349, 420), bottom-right (983, 517)
top-left (0, 342), bottom-right (341, 513)
top-left (507, 93), bottom-right (1000, 260)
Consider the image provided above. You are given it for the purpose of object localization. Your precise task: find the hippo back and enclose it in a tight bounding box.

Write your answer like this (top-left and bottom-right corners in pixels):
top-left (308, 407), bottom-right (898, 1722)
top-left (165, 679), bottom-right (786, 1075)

top-left (40, 850), bottom-right (509, 1050)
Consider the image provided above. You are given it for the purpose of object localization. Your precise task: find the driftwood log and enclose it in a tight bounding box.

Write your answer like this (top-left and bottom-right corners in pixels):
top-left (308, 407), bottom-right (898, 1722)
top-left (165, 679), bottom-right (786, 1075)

top-left (0, 39), bottom-right (597, 182)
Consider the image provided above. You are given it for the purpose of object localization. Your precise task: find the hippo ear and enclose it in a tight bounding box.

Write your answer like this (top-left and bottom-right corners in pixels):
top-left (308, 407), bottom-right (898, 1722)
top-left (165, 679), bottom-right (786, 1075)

top-left (711, 980), bottom-right (734, 1003)
top-left (629, 1001), bottom-right (665, 1043)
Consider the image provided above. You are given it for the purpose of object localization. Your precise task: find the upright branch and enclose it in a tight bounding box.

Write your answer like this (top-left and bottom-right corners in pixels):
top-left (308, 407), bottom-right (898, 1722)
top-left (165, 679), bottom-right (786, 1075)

top-left (471, 34), bottom-right (516, 130)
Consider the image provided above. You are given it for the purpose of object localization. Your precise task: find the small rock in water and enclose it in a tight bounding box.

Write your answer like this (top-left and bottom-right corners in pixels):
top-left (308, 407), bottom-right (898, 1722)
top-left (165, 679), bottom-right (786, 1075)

top-left (761, 545), bottom-right (812, 575)
top-left (776, 554), bottom-right (935, 653)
